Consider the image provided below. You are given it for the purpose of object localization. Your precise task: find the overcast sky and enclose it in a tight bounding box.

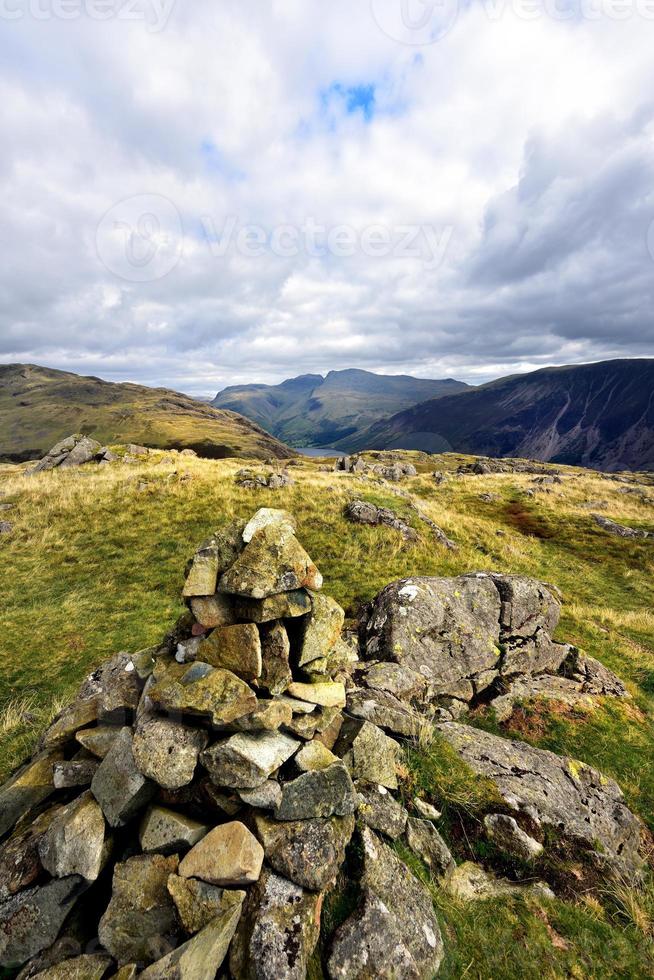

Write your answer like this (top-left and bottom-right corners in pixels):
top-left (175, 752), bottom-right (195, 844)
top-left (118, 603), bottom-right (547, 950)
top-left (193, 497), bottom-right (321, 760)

top-left (1, 0), bottom-right (653, 397)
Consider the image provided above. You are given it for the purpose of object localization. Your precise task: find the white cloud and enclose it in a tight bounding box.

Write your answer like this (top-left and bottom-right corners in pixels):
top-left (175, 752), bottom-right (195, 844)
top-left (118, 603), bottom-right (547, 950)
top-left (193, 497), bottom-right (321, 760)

top-left (0, 0), bottom-right (653, 395)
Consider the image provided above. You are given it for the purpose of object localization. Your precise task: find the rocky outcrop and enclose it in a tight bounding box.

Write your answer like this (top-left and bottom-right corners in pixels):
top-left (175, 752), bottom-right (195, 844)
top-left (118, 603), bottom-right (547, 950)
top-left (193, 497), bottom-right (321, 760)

top-left (27, 434), bottom-right (103, 474)
top-left (592, 514), bottom-right (652, 539)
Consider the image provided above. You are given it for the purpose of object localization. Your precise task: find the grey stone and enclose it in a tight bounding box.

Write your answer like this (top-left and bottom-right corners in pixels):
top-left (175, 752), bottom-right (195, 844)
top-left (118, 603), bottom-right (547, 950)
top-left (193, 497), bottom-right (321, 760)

top-left (38, 792), bottom-right (107, 882)
top-left (147, 661), bottom-right (257, 728)
top-left (327, 889), bottom-right (421, 980)
top-left (275, 762), bottom-right (357, 821)
top-left (139, 901), bottom-right (243, 979)
top-left (30, 953), bottom-right (112, 979)
top-left (218, 522), bottom-right (322, 598)
top-left (405, 817), bottom-right (455, 880)
top-left (254, 812), bottom-right (355, 891)
top-left (167, 874), bottom-right (245, 934)
top-left (346, 688), bottom-right (422, 738)
top-left (484, 813), bottom-right (543, 861)
top-left (237, 781), bottom-right (282, 811)
top-left (334, 719), bottom-right (400, 790)
top-left (201, 731), bottom-right (300, 789)
top-left (229, 868), bottom-right (321, 980)
top-left (75, 726), bottom-right (121, 759)
top-left (52, 760), bottom-right (98, 790)
top-left (98, 854), bottom-right (180, 967)
top-left (593, 514), bottom-right (651, 539)
top-left (445, 861), bottom-right (554, 902)
top-left (357, 782), bottom-right (408, 840)
top-left (0, 750), bottom-right (61, 837)
top-left (178, 822), bottom-right (263, 886)
top-left (91, 727), bottom-right (156, 828)
top-left (344, 499), bottom-right (418, 542)
top-left (259, 621), bottom-right (293, 695)
top-left (0, 877), bottom-right (85, 969)
top-left (298, 593), bottom-right (345, 667)
top-left (234, 590), bottom-right (312, 623)
top-left (139, 806), bottom-right (208, 853)
top-left (132, 718), bottom-right (208, 790)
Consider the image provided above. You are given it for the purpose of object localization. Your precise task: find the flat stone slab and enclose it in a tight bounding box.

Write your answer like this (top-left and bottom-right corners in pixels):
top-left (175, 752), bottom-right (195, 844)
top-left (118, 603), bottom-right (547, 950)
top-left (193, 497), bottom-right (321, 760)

top-left (201, 731), bottom-right (300, 789)
top-left (0, 876), bottom-right (85, 969)
top-left (178, 822), bottom-right (264, 886)
top-left (91, 727), bottom-right (155, 828)
top-left (147, 661), bottom-right (257, 728)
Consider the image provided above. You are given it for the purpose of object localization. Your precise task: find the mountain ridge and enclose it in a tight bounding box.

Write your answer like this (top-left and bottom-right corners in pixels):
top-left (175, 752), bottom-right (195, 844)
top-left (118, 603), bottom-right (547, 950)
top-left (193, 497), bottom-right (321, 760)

top-left (212, 369), bottom-right (469, 447)
top-left (0, 363), bottom-right (294, 462)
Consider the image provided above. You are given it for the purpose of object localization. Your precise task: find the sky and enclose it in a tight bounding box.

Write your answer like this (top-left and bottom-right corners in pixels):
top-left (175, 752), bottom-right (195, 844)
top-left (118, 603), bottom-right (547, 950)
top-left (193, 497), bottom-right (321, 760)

top-left (1, 0), bottom-right (654, 397)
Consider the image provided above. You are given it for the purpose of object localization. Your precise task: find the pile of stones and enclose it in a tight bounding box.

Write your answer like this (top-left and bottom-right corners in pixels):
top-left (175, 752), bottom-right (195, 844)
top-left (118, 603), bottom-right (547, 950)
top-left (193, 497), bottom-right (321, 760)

top-left (334, 456), bottom-right (417, 481)
top-left (235, 469), bottom-right (294, 490)
top-left (0, 510), bottom-right (646, 979)
top-left (26, 437), bottom-right (197, 476)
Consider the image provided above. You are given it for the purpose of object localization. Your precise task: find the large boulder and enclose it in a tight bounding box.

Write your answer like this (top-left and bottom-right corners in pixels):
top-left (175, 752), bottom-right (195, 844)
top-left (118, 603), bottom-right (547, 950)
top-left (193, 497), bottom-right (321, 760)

top-left (28, 435), bottom-right (102, 474)
top-left (0, 877), bottom-right (85, 968)
top-left (439, 723), bottom-right (644, 880)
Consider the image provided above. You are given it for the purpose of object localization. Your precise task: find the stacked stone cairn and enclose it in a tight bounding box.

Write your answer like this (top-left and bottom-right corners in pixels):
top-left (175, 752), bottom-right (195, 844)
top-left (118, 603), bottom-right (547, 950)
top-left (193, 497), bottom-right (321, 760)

top-left (0, 508), bottom-right (646, 979)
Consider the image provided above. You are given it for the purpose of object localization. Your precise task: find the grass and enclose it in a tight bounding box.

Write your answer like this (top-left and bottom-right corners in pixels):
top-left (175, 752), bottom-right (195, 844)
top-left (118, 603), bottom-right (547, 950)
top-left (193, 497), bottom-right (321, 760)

top-left (1, 448), bottom-right (654, 975)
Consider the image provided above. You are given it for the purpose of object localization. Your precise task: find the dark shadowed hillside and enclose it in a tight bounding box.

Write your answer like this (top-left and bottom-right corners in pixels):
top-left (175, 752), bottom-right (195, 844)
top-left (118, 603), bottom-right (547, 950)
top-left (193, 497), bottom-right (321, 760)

top-left (212, 369), bottom-right (468, 447)
top-left (347, 359), bottom-right (654, 471)
top-left (0, 364), bottom-right (293, 462)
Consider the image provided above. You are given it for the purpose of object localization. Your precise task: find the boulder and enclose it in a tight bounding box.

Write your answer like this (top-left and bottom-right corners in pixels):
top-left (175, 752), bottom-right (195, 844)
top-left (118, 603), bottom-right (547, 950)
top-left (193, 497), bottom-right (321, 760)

top-left (98, 854), bottom-right (180, 967)
top-left (243, 508), bottom-right (296, 542)
top-left (295, 740), bottom-right (338, 772)
top-left (445, 861), bottom-right (554, 902)
top-left (229, 868), bottom-right (321, 980)
top-left (147, 661), bottom-right (257, 728)
top-left (593, 514), bottom-right (651, 539)
top-left (183, 523), bottom-right (246, 598)
top-left (132, 717), bottom-right (208, 790)
top-left (178, 822), bottom-right (263, 886)
top-left (233, 699), bottom-right (293, 732)
top-left (253, 812), bottom-right (355, 891)
top-left (139, 806), bottom-right (208, 853)
top-left (91, 727), bottom-right (155, 828)
top-left (439, 723), bottom-right (643, 879)
top-left (189, 595), bottom-right (237, 629)
top-left (38, 792), bottom-right (107, 882)
top-left (275, 763), bottom-right (358, 821)
top-left (139, 901), bottom-right (243, 979)
top-left (0, 877), bottom-right (85, 968)
top-left (166, 874), bottom-right (245, 934)
top-left (357, 783), bottom-right (408, 840)
top-left (28, 435), bottom-right (102, 474)
top-left (235, 590), bottom-right (312, 623)
top-left (483, 814), bottom-right (543, 861)
top-left (75, 726), bottom-right (121, 759)
top-left (327, 890), bottom-right (421, 980)
top-left (201, 732), bottom-right (300, 789)
top-left (259, 622), bottom-right (293, 695)
top-left (298, 594), bottom-right (345, 668)
top-left (198, 624), bottom-right (262, 681)
top-left (218, 523), bottom-right (322, 598)
top-left (344, 500), bottom-right (418, 542)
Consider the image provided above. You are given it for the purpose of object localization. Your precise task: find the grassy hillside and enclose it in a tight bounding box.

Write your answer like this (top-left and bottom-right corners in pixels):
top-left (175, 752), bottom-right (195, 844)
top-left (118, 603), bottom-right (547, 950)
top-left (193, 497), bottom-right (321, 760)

top-left (350, 359), bottom-right (654, 471)
top-left (213, 369), bottom-right (468, 447)
top-left (1, 450), bottom-right (653, 975)
top-left (0, 364), bottom-right (294, 462)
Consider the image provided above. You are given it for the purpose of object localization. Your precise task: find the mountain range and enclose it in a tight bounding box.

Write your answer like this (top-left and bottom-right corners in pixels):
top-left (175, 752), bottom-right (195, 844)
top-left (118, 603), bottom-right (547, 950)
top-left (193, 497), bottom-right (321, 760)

top-left (211, 369), bottom-right (468, 447)
top-left (0, 364), bottom-right (292, 463)
top-left (350, 359), bottom-right (654, 471)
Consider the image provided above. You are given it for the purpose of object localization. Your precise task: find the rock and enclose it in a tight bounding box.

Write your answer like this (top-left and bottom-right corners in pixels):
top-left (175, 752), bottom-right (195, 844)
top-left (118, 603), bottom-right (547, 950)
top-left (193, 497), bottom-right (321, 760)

top-left (593, 514), bottom-right (651, 539)
top-left (167, 875), bottom-right (245, 934)
top-left (254, 812), bottom-right (354, 892)
top-left (298, 594), bottom-right (345, 668)
top-left (139, 806), bottom-right (208, 853)
top-left (295, 740), bottom-right (338, 772)
top-left (147, 661), bottom-right (257, 728)
top-left (29, 435), bottom-right (102, 474)
top-left (259, 622), bottom-right (293, 695)
top-left (98, 854), bottom-right (180, 967)
top-left (328, 888), bottom-right (423, 980)
top-left (276, 694), bottom-right (318, 715)
top-left (183, 553), bottom-right (220, 598)
top-left (52, 760), bottom-right (98, 790)
top-left (29, 954), bottom-right (113, 979)
top-left (328, 827), bottom-right (443, 980)
top-left (413, 798), bottom-right (441, 820)
top-left (0, 808), bottom-right (61, 901)
top-left (243, 508), bottom-right (296, 542)
top-left (234, 590), bottom-right (312, 623)
top-left (0, 750), bottom-right (61, 837)
top-left (563, 650), bottom-right (629, 697)
top-left (484, 813), bottom-right (543, 861)
top-left (43, 654), bottom-right (142, 739)
top-left (405, 817), bottom-right (455, 880)
top-left (346, 688), bottom-right (421, 738)
top-left (334, 719), bottom-right (400, 790)
top-left (286, 682), bottom-right (346, 708)
top-left (75, 727), bottom-right (121, 759)
top-left (229, 868), bottom-right (321, 980)
top-left (202, 731), bottom-right (300, 789)
top-left (237, 781), bottom-right (282, 811)
top-left (139, 904), bottom-right (243, 980)
top-left (38, 792), bottom-right (107, 882)
top-left (41, 700), bottom-right (99, 749)
top-left (0, 521), bottom-right (13, 534)
top-left (91, 727), bottom-right (155, 828)
top-left (445, 861), bottom-right (554, 902)
top-left (233, 699), bottom-right (293, 732)
top-left (178, 822), bottom-right (263, 886)
top-left (275, 762), bottom-right (357, 821)
top-left (439, 722), bottom-right (643, 879)
top-left (183, 523), bottom-right (245, 598)
top-left (357, 783), bottom-right (408, 839)
top-left (363, 662), bottom-right (429, 702)
top-left (344, 500), bottom-right (418, 542)
top-left (189, 595), bottom-right (237, 629)
top-left (198, 624), bottom-right (262, 681)
top-left (132, 717), bottom-right (208, 790)
top-left (218, 523), bottom-right (322, 598)
top-left (0, 877), bottom-right (85, 969)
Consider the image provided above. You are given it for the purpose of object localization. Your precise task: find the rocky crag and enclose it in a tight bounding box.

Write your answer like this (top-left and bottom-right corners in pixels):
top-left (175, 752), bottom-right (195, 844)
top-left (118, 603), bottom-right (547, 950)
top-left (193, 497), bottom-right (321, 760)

top-left (0, 510), bottom-right (646, 978)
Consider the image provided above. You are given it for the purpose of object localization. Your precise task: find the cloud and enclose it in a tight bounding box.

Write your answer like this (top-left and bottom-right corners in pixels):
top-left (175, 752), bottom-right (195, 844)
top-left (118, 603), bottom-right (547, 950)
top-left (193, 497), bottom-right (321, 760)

top-left (0, 0), bottom-right (653, 396)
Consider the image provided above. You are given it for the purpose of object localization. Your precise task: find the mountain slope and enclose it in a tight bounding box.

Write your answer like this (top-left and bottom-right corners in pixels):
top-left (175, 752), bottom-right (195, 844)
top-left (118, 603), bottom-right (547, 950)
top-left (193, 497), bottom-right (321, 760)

top-left (0, 364), bottom-right (294, 462)
top-left (348, 359), bottom-right (654, 471)
top-left (212, 369), bottom-right (469, 447)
